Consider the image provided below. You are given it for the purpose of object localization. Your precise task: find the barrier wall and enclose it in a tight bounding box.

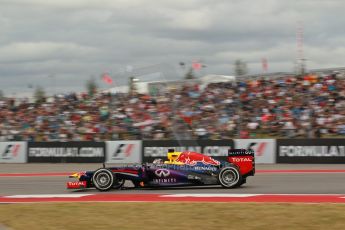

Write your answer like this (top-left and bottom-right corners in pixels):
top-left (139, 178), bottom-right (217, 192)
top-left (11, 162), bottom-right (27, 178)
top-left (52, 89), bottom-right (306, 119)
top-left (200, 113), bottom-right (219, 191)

top-left (27, 142), bottom-right (105, 163)
top-left (1, 139), bottom-right (344, 163)
top-left (276, 139), bottom-right (345, 164)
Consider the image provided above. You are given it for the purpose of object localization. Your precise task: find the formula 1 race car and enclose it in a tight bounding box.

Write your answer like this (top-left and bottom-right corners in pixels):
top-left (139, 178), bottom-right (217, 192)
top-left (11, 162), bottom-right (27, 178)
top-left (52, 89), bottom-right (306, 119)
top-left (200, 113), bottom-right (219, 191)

top-left (67, 149), bottom-right (255, 191)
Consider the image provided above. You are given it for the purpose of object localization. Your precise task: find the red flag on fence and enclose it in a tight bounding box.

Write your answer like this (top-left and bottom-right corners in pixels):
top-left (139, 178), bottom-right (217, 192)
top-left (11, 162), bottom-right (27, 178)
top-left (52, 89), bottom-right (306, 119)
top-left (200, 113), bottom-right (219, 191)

top-left (192, 60), bottom-right (202, 70)
top-left (102, 73), bottom-right (113, 85)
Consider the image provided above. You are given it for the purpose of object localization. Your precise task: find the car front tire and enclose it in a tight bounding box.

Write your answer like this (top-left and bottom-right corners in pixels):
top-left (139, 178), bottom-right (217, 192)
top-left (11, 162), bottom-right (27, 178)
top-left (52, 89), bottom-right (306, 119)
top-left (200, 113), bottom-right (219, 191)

top-left (92, 168), bottom-right (114, 192)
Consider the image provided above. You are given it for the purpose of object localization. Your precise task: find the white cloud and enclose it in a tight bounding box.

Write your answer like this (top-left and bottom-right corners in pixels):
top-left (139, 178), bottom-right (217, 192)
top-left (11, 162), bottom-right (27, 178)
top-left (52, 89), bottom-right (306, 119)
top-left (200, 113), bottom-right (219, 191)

top-left (167, 9), bottom-right (213, 30)
top-left (0, 42), bottom-right (99, 63)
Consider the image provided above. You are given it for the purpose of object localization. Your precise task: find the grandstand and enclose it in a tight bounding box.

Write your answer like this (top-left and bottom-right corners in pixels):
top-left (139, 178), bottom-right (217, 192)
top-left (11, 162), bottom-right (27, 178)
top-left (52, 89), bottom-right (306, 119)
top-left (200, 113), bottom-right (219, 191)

top-left (0, 67), bottom-right (344, 141)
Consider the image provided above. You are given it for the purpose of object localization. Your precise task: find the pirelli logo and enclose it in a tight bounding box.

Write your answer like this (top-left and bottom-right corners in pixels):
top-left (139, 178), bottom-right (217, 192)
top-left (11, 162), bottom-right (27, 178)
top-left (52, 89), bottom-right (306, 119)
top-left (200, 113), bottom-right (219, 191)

top-left (228, 149), bottom-right (254, 156)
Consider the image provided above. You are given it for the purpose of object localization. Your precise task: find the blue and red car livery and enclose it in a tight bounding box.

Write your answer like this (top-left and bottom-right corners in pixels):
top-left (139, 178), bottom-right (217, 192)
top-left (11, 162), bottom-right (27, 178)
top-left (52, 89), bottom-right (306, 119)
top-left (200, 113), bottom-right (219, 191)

top-left (67, 148), bottom-right (255, 191)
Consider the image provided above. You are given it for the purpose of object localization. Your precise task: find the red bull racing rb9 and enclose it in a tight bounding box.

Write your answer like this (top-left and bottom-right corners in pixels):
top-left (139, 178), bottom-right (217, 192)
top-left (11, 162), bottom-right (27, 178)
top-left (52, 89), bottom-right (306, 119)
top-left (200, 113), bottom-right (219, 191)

top-left (67, 149), bottom-right (255, 191)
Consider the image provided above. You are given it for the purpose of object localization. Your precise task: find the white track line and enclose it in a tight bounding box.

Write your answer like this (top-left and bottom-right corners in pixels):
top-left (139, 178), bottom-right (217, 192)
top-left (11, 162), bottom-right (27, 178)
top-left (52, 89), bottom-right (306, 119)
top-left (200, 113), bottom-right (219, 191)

top-left (4, 194), bottom-right (93, 198)
top-left (161, 194), bottom-right (260, 197)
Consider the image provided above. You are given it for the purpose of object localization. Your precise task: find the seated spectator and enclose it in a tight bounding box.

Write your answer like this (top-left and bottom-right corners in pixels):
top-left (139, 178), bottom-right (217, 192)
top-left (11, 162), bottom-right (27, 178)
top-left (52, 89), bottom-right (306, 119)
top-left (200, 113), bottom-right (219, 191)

top-left (0, 71), bottom-right (344, 140)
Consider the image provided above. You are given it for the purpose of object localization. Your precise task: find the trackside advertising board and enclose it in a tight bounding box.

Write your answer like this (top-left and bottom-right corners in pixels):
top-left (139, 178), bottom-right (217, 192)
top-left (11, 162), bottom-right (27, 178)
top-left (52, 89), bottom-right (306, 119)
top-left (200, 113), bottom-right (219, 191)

top-left (28, 142), bottom-right (105, 163)
top-left (0, 142), bottom-right (27, 163)
top-left (234, 139), bottom-right (275, 163)
top-left (106, 141), bottom-right (141, 163)
top-left (277, 139), bottom-right (345, 163)
top-left (142, 140), bottom-right (234, 163)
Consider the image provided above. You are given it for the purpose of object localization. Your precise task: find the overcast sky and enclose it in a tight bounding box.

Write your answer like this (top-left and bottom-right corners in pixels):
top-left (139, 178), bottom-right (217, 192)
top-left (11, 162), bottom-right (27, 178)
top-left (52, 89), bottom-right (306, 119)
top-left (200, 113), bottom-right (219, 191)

top-left (1, 0), bottom-right (344, 96)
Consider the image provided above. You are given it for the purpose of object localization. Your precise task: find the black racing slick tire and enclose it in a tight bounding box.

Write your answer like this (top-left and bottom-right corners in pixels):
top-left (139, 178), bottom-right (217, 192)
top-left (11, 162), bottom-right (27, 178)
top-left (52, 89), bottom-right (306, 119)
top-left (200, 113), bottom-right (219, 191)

top-left (218, 166), bottom-right (242, 188)
top-left (92, 168), bottom-right (114, 192)
top-left (237, 178), bottom-right (246, 187)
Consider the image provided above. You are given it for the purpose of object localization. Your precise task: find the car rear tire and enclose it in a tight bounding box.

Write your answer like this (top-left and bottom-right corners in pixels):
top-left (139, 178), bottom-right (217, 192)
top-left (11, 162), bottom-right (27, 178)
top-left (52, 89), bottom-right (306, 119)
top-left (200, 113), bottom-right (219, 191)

top-left (92, 168), bottom-right (114, 191)
top-left (218, 166), bottom-right (242, 188)
top-left (236, 178), bottom-right (246, 187)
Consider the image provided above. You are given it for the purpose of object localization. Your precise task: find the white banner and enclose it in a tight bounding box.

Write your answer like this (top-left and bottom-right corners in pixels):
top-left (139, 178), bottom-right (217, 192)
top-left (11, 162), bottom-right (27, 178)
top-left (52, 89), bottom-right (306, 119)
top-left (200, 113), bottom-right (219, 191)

top-left (0, 142), bottom-right (27, 163)
top-left (106, 141), bottom-right (142, 163)
top-left (234, 139), bottom-right (276, 163)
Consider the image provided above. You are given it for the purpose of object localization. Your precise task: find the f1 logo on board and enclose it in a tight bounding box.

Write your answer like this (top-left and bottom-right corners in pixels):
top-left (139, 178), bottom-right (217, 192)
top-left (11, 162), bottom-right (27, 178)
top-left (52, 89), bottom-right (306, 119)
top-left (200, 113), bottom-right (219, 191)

top-left (154, 169), bottom-right (170, 177)
top-left (1, 144), bottom-right (20, 159)
top-left (112, 144), bottom-right (134, 160)
top-left (247, 142), bottom-right (267, 156)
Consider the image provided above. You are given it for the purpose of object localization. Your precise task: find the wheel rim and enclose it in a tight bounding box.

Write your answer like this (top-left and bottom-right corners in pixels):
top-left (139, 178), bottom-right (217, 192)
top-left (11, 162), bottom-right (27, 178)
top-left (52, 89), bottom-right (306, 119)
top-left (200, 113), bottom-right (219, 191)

top-left (220, 168), bottom-right (239, 187)
top-left (222, 171), bottom-right (235, 183)
top-left (96, 172), bottom-right (110, 188)
top-left (222, 170), bottom-right (236, 184)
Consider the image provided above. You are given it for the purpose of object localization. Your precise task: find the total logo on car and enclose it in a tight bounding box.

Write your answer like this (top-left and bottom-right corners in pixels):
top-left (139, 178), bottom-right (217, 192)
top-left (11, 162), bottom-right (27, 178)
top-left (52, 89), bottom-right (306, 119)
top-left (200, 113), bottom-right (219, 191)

top-left (230, 157), bottom-right (252, 162)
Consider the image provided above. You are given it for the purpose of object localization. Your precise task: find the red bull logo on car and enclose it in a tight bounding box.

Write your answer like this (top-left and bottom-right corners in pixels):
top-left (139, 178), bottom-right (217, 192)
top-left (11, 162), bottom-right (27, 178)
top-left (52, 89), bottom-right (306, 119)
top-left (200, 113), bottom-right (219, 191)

top-left (175, 151), bottom-right (220, 166)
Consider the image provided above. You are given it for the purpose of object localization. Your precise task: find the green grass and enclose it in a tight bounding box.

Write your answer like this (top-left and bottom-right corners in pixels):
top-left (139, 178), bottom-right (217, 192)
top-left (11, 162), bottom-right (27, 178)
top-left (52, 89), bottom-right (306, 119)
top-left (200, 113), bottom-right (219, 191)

top-left (1, 203), bottom-right (345, 230)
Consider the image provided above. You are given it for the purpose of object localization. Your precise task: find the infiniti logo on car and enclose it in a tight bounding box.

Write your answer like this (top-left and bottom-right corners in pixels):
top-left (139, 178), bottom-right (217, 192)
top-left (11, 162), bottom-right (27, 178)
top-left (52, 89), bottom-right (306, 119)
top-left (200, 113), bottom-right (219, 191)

top-left (154, 169), bottom-right (170, 177)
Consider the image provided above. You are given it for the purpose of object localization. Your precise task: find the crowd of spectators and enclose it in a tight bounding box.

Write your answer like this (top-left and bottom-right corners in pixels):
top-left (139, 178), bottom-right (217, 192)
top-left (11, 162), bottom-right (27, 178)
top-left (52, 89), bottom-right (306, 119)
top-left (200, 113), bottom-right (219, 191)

top-left (1, 73), bottom-right (344, 141)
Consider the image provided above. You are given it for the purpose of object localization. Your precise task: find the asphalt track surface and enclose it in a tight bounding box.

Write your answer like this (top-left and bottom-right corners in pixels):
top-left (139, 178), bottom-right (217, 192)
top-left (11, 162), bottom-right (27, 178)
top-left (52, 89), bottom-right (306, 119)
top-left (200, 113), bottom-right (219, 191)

top-left (1, 164), bottom-right (345, 196)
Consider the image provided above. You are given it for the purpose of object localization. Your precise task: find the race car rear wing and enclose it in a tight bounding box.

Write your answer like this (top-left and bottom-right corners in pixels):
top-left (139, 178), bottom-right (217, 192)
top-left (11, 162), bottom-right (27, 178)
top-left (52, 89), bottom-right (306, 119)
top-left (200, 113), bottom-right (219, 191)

top-left (227, 149), bottom-right (255, 176)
